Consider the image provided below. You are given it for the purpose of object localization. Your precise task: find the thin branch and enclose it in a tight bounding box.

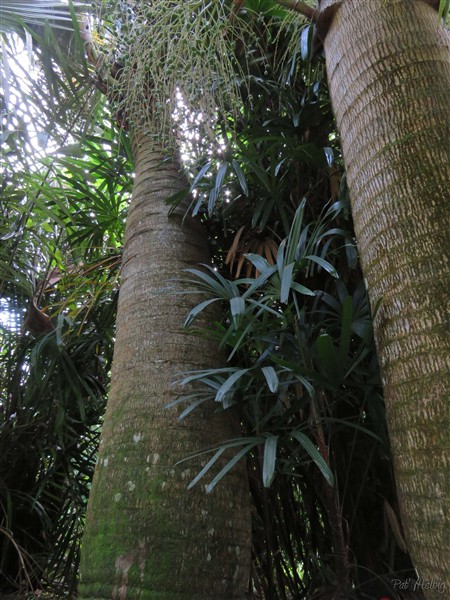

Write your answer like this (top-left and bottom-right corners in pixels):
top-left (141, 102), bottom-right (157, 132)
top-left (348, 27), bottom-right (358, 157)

top-left (275, 0), bottom-right (317, 22)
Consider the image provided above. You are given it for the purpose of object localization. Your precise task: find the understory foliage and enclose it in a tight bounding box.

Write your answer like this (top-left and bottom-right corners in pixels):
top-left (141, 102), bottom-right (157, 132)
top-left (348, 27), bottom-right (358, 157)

top-left (171, 8), bottom-right (418, 599)
top-left (0, 2), bottom-right (420, 598)
top-left (0, 30), bottom-right (132, 594)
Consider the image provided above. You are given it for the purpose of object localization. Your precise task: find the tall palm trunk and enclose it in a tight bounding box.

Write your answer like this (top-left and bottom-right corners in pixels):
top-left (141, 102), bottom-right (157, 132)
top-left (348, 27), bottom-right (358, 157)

top-left (78, 132), bottom-right (251, 599)
top-left (319, 0), bottom-right (450, 592)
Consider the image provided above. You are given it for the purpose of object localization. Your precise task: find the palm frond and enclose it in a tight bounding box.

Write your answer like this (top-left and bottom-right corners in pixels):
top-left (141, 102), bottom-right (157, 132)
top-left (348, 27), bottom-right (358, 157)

top-left (0, 0), bottom-right (89, 33)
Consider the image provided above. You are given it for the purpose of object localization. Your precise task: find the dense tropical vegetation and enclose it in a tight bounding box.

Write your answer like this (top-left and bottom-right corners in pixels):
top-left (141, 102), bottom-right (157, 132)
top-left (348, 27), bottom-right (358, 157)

top-left (1, 22), bottom-right (131, 593)
top-left (1, 1), bottom-right (448, 598)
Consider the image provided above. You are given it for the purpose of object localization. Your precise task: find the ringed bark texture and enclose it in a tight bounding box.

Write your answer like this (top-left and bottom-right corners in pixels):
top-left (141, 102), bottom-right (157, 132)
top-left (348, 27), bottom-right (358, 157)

top-left (78, 133), bottom-right (251, 599)
top-left (320, 0), bottom-right (450, 593)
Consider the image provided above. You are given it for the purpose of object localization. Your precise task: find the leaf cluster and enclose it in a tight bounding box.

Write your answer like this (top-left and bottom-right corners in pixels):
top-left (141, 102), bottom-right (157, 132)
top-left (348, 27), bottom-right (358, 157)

top-left (0, 28), bottom-right (132, 595)
top-left (172, 13), bottom-right (418, 596)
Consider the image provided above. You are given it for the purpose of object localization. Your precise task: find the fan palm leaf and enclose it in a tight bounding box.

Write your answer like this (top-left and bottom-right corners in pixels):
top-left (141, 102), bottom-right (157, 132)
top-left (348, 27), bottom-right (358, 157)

top-left (0, 0), bottom-right (88, 33)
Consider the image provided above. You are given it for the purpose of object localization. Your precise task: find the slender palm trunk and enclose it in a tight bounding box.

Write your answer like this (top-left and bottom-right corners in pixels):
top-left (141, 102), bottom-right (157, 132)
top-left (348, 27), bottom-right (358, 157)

top-left (78, 132), bottom-right (251, 599)
top-left (319, 0), bottom-right (450, 592)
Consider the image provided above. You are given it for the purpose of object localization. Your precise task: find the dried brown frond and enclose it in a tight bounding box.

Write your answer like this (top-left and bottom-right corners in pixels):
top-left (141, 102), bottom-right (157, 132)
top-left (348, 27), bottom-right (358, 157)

top-left (226, 227), bottom-right (279, 278)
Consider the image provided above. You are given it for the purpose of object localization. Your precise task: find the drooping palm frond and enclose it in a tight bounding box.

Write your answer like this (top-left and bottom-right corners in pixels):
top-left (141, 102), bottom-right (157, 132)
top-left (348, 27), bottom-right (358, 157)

top-left (88, 0), bottom-right (306, 145)
top-left (0, 0), bottom-right (89, 33)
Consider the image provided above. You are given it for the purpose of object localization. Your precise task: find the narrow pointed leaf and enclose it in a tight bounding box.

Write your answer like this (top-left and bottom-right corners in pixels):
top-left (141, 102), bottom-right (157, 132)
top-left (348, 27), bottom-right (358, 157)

top-left (231, 160), bottom-right (248, 196)
top-left (206, 441), bottom-right (259, 493)
top-left (306, 255), bottom-right (339, 278)
top-left (276, 239), bottom-right (286, 275)
top-left (244, 253), bottom-right (272, 275)
top-left (291, 282), bottom-right (315, 296)
top-left (215, 368), bottom-right (250, 403)
top-left (184, 298), bottom-right (220, 328)
top-left (190, 160), bottom-right (213, 190)
top-left (215, 161), bottom-right (228, 194)
top-left (261, 366), bottom-right (278, 393)
top-left (280, 262), bottom-right (295, 304)
top-left (262, 436), bottom-right (278, 487)
top-left (230, 296), bottom-right (245, 324)
top-left (291, 431), bottom-right (334, 486)
top-left (300, 24), bottom-right (313, 61)
top-left (187, 447), bottom-right (226, 490)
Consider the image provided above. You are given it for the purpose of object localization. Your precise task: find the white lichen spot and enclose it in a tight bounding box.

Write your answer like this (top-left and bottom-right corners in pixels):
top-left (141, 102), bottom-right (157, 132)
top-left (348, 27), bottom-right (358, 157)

top-left (208, 528), bottom-right (215, 537)
top-left (181, 468), bottom-right (191, 480)
top-left (127, 481), bottom-right (136, 492)
top-left (201, 509), bottom-right (208, 517)
top-left (161, 481), bottom-right (167, 491)
top-left (206, 553), bottom-right (212, 562)
top-left (145, 466), bottom-right (150, 472)
top-left (133, 432), bottom-right (142, 443)
top-left (114, 493), bottom-right (122, 502)
top-left (103, 457), bottom-right (109, 467)
top-left (152, 453), bottom-right (160, 465)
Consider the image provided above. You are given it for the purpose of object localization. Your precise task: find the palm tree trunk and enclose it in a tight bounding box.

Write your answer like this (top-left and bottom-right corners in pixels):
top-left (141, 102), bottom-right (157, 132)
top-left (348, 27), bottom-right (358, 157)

top-left (319, 0), bottom-right (450, 593)
top-left (78, 132), bottom-right (251, 599)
